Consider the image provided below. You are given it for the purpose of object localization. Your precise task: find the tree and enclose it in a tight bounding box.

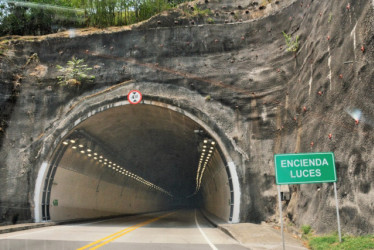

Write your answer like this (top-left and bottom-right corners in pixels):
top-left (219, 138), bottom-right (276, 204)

top-left (0, 0), bottom-right (188, 35)
top-left (56, 56), bottom-right (95, 87)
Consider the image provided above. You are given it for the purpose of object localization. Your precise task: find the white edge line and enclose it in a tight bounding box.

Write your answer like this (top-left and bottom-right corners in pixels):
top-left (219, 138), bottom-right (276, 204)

top-left (194, 210), bottom-right (218, 250)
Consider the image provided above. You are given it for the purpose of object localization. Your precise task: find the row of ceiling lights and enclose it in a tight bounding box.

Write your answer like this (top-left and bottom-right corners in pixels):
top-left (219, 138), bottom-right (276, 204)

top-left (194, 139), bottom-right (216, 194)
top-left (62, 139), bottom-right (173, 197)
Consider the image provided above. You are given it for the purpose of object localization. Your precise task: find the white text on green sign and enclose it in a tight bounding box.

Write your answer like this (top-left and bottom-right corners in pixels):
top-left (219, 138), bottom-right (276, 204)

top-left (274, 152), bottom-right (336, 184)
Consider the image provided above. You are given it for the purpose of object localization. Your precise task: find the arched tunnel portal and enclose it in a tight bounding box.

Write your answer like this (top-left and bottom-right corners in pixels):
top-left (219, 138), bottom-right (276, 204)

top-left (33, 92), bottom-right (241, 224)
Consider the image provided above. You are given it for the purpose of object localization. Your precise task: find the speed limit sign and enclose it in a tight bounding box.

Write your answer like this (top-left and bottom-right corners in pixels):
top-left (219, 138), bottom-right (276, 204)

top-left (127, 90), bottom-right (142, 104)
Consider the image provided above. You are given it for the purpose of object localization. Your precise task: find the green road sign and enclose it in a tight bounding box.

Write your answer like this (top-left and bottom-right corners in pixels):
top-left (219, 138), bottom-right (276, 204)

top-left (274, 152), bottom-right (336, 184)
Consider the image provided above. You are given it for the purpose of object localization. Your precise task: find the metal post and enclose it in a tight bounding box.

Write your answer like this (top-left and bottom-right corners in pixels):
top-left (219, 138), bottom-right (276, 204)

top-left (333, 182), bottom-right (342, 242)
top-left (277, 185), bottom-right (285, 250)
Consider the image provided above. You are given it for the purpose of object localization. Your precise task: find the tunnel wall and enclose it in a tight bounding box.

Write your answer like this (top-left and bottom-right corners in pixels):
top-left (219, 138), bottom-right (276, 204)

top-left (200, 150), bottom-right (231, 222)
top-left (49, 147), bottom-right (171, 221)
top-left (50, 168), bottom-right (168, 221)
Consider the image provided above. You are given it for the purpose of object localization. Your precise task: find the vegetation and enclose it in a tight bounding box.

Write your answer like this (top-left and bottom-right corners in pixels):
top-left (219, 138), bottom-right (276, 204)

top-left (207, 17), bottom-right (214, 24)
top-left (0, 0), bottom-right (83, 36)
top-left (328, 12), bottom-right (333, 23)
top-left (308, 234), bottom-right (374, 250)
top-left (0, 0), bottom-right (187, 36)
top-left (301, 224), bottom-right (312, 235)
top-left (282, 31), bottom-right (299, 52)
top-left (56, 56), bottom-right (95, 87)
top-left (185, 5), bottom-right (211, 18)
top-left (0, 41), bottom-right (7, 56)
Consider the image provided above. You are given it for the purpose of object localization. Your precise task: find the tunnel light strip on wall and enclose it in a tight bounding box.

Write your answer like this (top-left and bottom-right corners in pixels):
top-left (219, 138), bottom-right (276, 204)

top-left (62, 139), bottom-right (173, 197)
top-left (193, 139), bottom-right (216, 195)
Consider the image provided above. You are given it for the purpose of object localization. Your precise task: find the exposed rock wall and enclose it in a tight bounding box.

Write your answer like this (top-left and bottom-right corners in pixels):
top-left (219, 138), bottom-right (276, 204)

top-left (0, 0), bottom-right (373, 234)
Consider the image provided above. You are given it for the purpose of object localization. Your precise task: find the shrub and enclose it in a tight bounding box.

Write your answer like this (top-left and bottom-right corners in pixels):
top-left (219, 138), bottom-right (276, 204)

top-left (302, 225), bottom-right (312, 235)
top-left (282, 31), bottom-right (299, 52)
top-left (56, 56), bottom-right (95, 87)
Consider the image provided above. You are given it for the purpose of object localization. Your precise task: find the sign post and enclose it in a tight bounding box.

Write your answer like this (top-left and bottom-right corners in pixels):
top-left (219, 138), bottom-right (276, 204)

top-left (274, 152), bottom-right (341, 248)
top-left (333, 182), bottom-right (342, 242)
top-left (277, 185), bottom-right (285, 250)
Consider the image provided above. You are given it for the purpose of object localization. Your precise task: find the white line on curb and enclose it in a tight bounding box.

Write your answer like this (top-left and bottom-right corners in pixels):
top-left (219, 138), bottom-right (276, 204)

top-left (194, 210), bottom-right (218, 250)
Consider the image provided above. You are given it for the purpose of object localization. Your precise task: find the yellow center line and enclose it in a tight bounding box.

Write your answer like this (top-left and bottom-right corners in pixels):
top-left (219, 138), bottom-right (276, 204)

top-left (77, 212), bottom-right (173, 250)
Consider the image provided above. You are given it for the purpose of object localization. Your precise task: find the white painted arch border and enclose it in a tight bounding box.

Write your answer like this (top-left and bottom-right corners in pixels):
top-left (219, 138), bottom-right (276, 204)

top-left (34, 99), bottom-right (241, 223)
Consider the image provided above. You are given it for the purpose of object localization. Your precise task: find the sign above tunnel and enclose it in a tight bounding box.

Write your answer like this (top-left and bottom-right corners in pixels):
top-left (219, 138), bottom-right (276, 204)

top-left (274, 152), bottom-right (336, 185)
top-left (127, 90), bottom-right (142, 104)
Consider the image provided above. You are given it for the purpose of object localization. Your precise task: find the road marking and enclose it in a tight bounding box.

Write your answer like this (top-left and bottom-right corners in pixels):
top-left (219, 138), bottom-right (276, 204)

top-left (194, 210), bottom-right (218, 250)
top-left (77, 212), bottom-right (172, 250)
top-left (0, 216), bottom-right (139, 239)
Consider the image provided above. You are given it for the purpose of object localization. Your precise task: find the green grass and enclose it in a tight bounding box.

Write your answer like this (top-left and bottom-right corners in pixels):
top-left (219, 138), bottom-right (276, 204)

top-left (308, 234), bottom-right (374, 250)
top-left (302, 225), bottom-right (312, 235)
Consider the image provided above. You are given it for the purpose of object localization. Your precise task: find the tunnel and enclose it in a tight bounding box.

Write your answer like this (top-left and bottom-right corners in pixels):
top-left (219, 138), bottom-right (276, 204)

top-left (34, 98), bottom-right (240, 224)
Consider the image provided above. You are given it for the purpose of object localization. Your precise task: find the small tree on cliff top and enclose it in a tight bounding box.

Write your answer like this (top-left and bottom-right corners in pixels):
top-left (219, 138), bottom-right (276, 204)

top-left (56, 56), bottom-right (95, 86)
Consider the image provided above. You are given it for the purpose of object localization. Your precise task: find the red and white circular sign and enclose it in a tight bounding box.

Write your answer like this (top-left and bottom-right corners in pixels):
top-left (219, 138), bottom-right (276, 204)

top-left (127, 90), bottom-right (142, 104)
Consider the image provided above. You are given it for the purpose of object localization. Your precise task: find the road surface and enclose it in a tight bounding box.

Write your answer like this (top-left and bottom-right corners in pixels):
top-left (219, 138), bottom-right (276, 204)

top-left (0, 209), bottom-right (248, 250)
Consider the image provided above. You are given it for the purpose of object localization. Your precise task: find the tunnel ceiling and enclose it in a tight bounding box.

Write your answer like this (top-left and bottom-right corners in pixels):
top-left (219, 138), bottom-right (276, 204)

top-left (65, 104), bottom-right (206, 197)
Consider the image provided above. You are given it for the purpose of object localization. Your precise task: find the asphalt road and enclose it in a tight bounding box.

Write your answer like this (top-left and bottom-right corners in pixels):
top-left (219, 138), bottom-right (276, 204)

top-left (0, 210), bottom-right (248, 250)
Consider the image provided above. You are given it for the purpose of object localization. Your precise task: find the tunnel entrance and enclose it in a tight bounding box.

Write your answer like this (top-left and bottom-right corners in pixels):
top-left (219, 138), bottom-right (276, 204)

top-left (34, 98), bottom-right (240, 223)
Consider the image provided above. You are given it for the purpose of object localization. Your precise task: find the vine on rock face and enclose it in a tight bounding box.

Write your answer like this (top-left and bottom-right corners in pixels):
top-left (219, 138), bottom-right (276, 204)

top-left (56, 56), bottom-right (95, 87)
top-left (282, 31), bottom-right (299, 52)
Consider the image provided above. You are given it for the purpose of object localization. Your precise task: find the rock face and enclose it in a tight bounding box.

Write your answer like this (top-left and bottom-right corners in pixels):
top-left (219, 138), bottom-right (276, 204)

top-left (0, 0), bottom-right (373, 234)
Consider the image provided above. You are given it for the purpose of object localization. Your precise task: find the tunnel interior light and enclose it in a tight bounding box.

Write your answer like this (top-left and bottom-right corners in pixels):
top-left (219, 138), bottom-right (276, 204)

top-left (94, 157), bottom-right (98, 160)
top-left (94, 152), bottom-right (98, 156)
top-left (80, 150), bottom-right (85, 154)
top-left (72, 146), bottom-right (77, 149)
top-left (192, 138), bottom-right (217, 195)
top-left (63, 141), bottom-right (69, 145)
top-left (79, 144), bottom-right (84, 148)
top-left (99, 156), bottom-right (103, 159)
top-left (88, 154), bottom-right (92, 157)
top-left (70, 139), bottom-right (76, 144)
top-left (87, 149), bottom-right (92, 152)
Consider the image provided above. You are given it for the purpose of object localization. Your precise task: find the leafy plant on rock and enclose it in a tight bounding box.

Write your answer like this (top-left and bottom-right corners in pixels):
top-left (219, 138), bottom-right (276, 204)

top-left (56, 56), bottom-right (95, 87)
top-left (282, 31), bottom-right (299, 52)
